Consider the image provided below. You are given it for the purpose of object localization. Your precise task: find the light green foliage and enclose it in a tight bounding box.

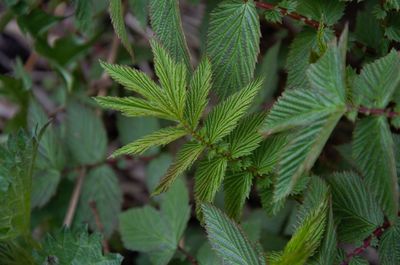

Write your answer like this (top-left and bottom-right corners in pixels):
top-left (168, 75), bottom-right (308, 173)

top-left (112, 126), bottom-right (186, 157)
top-left (224, 171), bottom-right (253, 219)
top-left (202, 204), bottom-right (265, 265)
top-left (185, 58), bottom-right (212, 129)
top-left (329, 172), bottom-right (384, 243)
top-left (33, 227), bottom-right (123, 264)
top-left (66, 102), bottom-right (107, 165)
top-left (154, 141), bottom-right (205, 195)
top-left (119, 179), bottom-right (190, 265)
top-left (271, 192), bottom-right (328, 265)
top-left (207, 0), bottom-right (260, 96)
top-left (75, 165), bottom-right (122, 237)
top-left (109, 0), bottom-right (134, 57)
top-left (352, 117), bottom-right (398, 221)
top-left (149, 0), bottom-right (192, 71)
top-left (226, 113), bottom-right (265, 158)
top-left (201, 79), bottom-right (262, 144)
top-left (195, 157), bottom-right (228, 206)
top-left (0, 132), bottom-right (36, 240)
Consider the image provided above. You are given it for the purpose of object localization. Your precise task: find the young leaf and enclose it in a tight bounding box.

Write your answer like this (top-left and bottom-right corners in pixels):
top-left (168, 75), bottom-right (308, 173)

top-left (202, 204), bottom-right (264, 265)
top-left (353, 49), bottom-right (400, 108)
top-left (99, 62), bottom-right (169, 107)
top-left (207, 0), bottom-right (260, 96)
top-left (33, 227), bottom-right (122, 264)
top-left (153, 141), bottom-right (205, 195)
top-left (352, 116), bottom-right (398, 222)
top-left (252, 134), bottom-right (288, 176)
top-left (149, 0), bottom-right (192, 71)
top-left (224, 171), bottom-right (253, 220)
top-left (66, 102), bottom-right (107, 165)
top-left (328, 172), bottom-right (384, 243)
top-left (151, 40), bottom-right (187, 118)
top-left (95, 96), bottom-right (174, 120)
top-left (195, 157), bottom-right (228, 204)
top-left (202, 79), bottom-right (262, 144)
top-left (296, 0), bottom-right (345, 25)
top-left (74, 165), bottom-right (122, 237)
top-left (184, 58), bottom-right (212, 129)
top-left (111, 126), bottom-right (187, 157)
top-left (109, 0), bottom-right (134, 58)
top-left (271, 196), bottom-right (328, 265)
top-left (226, 113), bottom-right (265, 158)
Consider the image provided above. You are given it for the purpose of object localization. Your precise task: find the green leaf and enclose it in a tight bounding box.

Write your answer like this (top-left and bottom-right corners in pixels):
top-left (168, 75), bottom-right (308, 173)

top-left (263, 89), bottom-right (342, 135)
top-left (129, 0), bottom-right (148, 28)
top-left (154, 141), bottom-right (205, 195)
top-left (306, 43), bottom-right (347, 104)
top-left (224, 171), bottom-right (253, 220)
top-left (112, 126), bottom-right (187, 157)
top-left (285, 29), bottom-right (333, 89)
top-left (72, 0), bottom-right (94, 32)
top-left (202, 79), bottom-right (262, 144)
top-left (31, 169), bottom-right (61, 208)
top-left (146, 154), bottom-right (173, 192)
top-left (273, 112), bottom-right (343, 202)
top-left (252, 134), bottom-right (288, 176)
top-left (207, 0), bottom-right (260, 96)
top-left (379, 219), bottom-right (400, 265)
top-left (119, 179), bottom-right (189, 265)
top-left (99, 61), bottom-right (170, 110)
top-left (33, 227), bottom-right (122, 264)
top-left (296, 0), bottom-right (345, 25)
top-left (195, 157), bottom-right (228, 204)
top-left (66, 102), bottom-right (107, 165)
top-left (226, 113), bottom-right (265, 158)
top-left (109, 0), bottom-right (134, 58)
top-left (151, 40), bottom-right (188, 119)
top-left (352, 116), bottom-right (398, 221)
top-left (149, 0), bottom-right (191, 71)
top-left (95, 96), bottom-right (173, 120)
top-left (0, 132), bottom-right (36, 240)
top-left (271, 196), bottom-right (328, 265)
top-left (116, 115), bottom-right (160, 156)
top-left (202, 204), bottom-right (264, 265)
top-left (328, 172), bottom-right (384, 243)
top-left (184, 58), bottom-right (212, 129)
top-left (75, 165), bottom-right (122, 237)
top-left (354, 49), bottom-right (400, 108)
top-left (160, 178), bottom-right (191, 243)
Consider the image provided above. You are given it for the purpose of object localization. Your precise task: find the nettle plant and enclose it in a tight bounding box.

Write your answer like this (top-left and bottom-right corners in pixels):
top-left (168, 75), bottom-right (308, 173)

top-left (2, 0), bottom-right (400, 264)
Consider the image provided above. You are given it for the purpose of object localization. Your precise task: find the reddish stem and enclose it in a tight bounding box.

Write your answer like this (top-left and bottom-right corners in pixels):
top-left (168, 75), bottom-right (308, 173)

top-left (254, 1), bottom-right (320, 29)
top-left (357, 106), bottom-right (400, 118)
top-left (340, 218), bottom-right (392, 265)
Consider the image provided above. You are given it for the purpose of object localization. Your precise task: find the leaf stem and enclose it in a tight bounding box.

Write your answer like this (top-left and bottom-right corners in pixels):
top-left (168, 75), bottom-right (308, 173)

top-left (89, 201), bottom-right (110, 254)
top-left (340, 215), bottom-right (396, 265)
top-left (63, 167), bottom-right (86, 227)
top-left (177, 245), bottom-right (199, 265)
top-left (357, 106), bottom-right (400, 118)
top-left (254, 1), bottom-right (320, 29)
